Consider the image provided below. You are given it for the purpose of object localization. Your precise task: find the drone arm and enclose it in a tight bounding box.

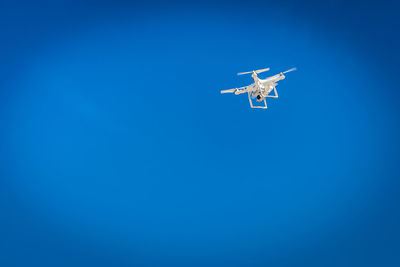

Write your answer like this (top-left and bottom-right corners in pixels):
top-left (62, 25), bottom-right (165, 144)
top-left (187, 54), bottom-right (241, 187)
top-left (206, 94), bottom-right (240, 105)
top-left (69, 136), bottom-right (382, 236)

top-left (235, 88), bottom-right (249, 95)
top-left (221, 85), bottom-right (251, 95)
top-left (236, 84), bottom-right (254, 95)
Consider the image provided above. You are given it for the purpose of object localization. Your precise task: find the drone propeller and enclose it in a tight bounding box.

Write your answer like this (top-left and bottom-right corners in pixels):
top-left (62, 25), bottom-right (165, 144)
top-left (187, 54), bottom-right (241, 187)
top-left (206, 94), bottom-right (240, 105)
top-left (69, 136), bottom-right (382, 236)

top-left (237, 67), bottom-right (270, 76)
top-left (220, 88), bottom-right (237, 94)
top-left (282, 67), bottom-right (296, 74)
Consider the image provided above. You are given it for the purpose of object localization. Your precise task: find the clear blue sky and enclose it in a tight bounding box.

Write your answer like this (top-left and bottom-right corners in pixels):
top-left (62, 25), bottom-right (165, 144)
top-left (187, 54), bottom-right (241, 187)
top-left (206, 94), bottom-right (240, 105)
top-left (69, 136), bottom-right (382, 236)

top-left (1, 1), bottom-right (399, 266)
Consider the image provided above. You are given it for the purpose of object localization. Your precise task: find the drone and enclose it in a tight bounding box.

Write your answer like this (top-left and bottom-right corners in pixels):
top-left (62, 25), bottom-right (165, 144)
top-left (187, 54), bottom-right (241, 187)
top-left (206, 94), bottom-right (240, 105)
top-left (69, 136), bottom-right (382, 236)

top-left (221, 67), bottom-right (296, 109)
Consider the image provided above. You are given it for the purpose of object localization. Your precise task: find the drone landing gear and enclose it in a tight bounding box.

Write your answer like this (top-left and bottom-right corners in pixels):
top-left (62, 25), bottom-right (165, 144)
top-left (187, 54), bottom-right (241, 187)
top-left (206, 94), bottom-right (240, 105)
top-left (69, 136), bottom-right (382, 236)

top-left (248, 92), bottom-right (267, 109)
top-left (267, 86), bottom-right (279, 99)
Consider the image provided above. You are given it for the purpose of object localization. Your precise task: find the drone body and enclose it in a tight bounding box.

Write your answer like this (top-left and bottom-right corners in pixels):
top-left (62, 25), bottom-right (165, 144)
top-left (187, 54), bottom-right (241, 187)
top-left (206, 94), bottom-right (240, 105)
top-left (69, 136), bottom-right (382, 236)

top-left (221, 67), bottom-right (296, 109)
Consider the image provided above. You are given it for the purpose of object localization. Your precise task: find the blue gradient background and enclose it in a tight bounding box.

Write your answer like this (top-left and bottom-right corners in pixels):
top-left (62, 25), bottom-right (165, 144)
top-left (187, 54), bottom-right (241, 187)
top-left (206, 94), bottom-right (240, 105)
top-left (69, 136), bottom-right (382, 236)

top-left (1, 1), bottom-right (399, 266)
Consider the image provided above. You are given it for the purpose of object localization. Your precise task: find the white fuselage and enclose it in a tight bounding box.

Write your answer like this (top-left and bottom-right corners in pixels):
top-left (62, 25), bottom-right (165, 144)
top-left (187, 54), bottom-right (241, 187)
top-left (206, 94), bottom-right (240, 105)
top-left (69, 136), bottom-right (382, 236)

top-left (251, 72), bottom-right (285, 100)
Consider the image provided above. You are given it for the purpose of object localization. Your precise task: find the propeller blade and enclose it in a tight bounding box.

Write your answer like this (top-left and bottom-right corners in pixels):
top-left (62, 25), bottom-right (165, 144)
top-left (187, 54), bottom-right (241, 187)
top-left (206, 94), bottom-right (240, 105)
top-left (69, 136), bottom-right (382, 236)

top-left (282, 67), bottom-right (296, 74)
top-left (221, 88), bottom-right (237, 94)
top-left (237, 71), bottom-right (253, 76)
top-left (237, 67), bottom-right (270, 76)
top-left (255, 67), bottom-right (270, 74)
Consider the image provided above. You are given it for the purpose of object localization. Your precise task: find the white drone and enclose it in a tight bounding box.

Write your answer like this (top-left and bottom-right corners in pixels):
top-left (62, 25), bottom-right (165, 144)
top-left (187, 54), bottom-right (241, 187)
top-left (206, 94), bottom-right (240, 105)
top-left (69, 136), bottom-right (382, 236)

top-left (221, 67), bottom-right (296, 109)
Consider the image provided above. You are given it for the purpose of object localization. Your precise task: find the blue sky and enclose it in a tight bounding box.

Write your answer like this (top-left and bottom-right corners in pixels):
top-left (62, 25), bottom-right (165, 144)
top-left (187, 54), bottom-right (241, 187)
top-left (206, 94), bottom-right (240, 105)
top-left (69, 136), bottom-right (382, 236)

top-left (1, 1), bottom-right (399, 266)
